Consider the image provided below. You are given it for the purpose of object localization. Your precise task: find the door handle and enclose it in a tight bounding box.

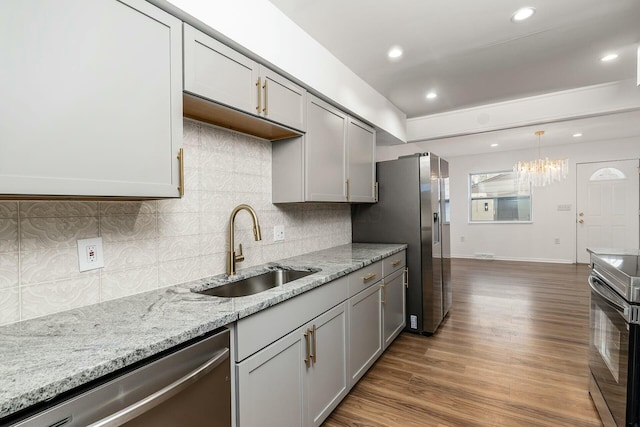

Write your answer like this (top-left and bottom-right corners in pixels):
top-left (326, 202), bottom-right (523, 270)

top-left (578, 219), bottom-right (584, 224)
top-left (381, 281), bottom-right (387, 305)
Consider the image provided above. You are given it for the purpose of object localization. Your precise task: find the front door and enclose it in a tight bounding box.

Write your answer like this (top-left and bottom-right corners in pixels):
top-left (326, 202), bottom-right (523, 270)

top-left (576, 159), bottom-right (639, 263)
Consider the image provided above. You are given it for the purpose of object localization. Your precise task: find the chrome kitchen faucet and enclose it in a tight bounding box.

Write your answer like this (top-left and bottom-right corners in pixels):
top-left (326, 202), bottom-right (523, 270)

top-left (227, 204), bottom-right (262, 276)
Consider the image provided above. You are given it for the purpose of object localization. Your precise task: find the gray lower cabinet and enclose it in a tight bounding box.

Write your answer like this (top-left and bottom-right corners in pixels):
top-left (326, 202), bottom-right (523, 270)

top-left (0, 0), bottom-right (183, 198)
top-left (382, 268), bottom-right (407, 349)
top-left (236, 302), bottom-right (348, 427)
top-left (382, 251), bottom-right (407, 349)
top-left (235, 252), bottom-right (405, 426)
top-left (306, 303), bottom-right (349, 427)
top-left (272, 95), bottom-right (376, 203)
top-left (347, 281), bottom-right (382, 387)
top-left (183, 24), bottom-right (306, 132)
top-left (236, 322), bottom-right (306, 426)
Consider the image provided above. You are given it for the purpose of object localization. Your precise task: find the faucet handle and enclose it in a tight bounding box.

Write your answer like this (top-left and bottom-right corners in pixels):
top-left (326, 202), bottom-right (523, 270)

top-left (235, 243), bottom-right (245, 262)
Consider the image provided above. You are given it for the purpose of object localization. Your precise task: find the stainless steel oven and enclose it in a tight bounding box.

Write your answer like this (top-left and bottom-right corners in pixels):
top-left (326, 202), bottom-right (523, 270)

top-left (588, 251), bottom-right (640, 427)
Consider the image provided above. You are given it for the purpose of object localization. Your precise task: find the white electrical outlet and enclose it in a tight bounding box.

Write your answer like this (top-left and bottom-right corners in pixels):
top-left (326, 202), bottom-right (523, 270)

top-left (273, 225), bottom-right (285, 242)
top-left (77, 237), bottom-right (104, 272)
top-left (87, 245), bottom-right (97, 262)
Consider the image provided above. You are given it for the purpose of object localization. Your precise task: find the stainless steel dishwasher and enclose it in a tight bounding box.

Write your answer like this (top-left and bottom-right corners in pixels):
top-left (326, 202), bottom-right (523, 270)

top-left (9, 328), bottom-right (231, 427)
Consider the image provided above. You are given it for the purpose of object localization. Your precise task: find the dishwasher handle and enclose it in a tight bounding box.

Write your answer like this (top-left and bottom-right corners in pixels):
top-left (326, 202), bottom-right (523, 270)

top-left (89, 347), bottom-right (229, 427)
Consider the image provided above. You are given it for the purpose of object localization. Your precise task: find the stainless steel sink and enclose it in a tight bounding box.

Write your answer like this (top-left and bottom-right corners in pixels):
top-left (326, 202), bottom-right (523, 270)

top-left (197, 269), bottom-right (315, 298)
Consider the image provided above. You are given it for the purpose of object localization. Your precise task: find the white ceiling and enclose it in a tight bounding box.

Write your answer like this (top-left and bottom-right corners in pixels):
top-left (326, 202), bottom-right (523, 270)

top-left (401, 110), bottom-right (640, 158)
top-left (268, 0), bottom-right (640, 119)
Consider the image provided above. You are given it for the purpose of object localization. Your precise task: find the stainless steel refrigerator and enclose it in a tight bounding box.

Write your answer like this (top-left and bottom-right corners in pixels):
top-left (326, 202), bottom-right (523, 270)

top-left (352, 153), bottom-right (451, 335)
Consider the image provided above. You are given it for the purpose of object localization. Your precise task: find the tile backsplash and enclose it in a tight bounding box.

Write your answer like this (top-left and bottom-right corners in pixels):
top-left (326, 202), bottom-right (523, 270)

top-left (0, 120), bottom-right (352, 325)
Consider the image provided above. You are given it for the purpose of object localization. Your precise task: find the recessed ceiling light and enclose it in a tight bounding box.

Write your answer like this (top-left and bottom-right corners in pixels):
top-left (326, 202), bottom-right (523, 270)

top-left (388, 46), bottom-right (403, 60)
top-left (490, 143), bottom-right (499, 147)
top-left (572, 133), bottom-right (583, 137)
top-left (511, 7), bottom-right (536, 22)
top-left (426, 92), bottom-right (438, 100)
top-left (601, 53), bottom-right (619, 62)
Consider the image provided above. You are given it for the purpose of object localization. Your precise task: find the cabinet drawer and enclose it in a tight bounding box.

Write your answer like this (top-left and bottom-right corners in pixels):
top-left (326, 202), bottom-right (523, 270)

top-left (235, 276), bottom-right (348, 362)
top-left (383, 251), bottom-right (406, 276)
top-left (348, 261), bottom-right (382, 297)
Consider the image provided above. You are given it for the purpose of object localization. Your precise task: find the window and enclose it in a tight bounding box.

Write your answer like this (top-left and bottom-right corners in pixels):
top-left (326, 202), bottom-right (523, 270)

top-left (590, 167), bottom-right (626, 181)
top-left (469, 171), bottom-right (531, 222)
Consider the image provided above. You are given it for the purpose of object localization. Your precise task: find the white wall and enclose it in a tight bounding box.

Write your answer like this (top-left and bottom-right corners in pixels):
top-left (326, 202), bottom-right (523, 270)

top-left (0, 121), bottom-right (352, 326)
top-left (379, 136), bottom-right (640, 263)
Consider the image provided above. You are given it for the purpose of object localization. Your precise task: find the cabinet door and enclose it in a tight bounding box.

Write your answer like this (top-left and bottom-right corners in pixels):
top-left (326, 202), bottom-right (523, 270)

top-left (259, 67), bottom-right (306, 132)
top-left (236, 326), bottom-right (306, 427)
top-left (0, 0), bottom-right (182, 198)
top-left (348, 283), bottom-right (382, 387)
top-left (305, 96), bottom-right (347, 202)
top-left (306, 303), bottom-right (348, 427)
top-left (383, 269), bottom-right (406, 350)
top-left (184, 24), bottom-right (259, 116)
top-left (347, 118), bottom-right (376, 203)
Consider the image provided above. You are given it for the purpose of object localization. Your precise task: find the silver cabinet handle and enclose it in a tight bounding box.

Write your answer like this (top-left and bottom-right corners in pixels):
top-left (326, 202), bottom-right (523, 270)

top-left (89, 347), bottom-right (229, 427)
top-left (391, 259), bottom-right (401, 267)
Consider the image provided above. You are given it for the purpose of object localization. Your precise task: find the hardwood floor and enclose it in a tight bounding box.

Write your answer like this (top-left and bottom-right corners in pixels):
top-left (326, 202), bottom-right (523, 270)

top-left (322, 258), bottom-right (603, 427)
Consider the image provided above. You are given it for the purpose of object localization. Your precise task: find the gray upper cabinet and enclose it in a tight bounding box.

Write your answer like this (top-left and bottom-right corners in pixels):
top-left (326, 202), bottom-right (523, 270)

top-left (183, 24), bottom-right (258, 116)
top-left (272, 95), bottom-right (376, 203)
top-left (347, 118), bottom-right (376, 203)
top-left (183, 24), bottom-right (306, 132)
top-left (305, 96), bottom-right (348, 202)
top-left (0, 0), bottom-right (183, 199)
top-left (260, 67), bottom-right (306, 132)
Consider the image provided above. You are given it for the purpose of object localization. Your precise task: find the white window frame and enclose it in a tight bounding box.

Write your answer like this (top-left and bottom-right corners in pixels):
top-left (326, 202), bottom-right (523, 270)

top-left (468, 170), bottom-right (533, 224)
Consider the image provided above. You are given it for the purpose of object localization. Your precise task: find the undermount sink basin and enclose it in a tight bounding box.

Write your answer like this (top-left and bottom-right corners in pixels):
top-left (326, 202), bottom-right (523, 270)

top-left (197, 269), bottom-right (315, 298)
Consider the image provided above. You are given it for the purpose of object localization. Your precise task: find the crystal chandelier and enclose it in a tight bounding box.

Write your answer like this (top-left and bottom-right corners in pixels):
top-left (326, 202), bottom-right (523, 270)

top-left (513, 131), bottom-right (569, 187)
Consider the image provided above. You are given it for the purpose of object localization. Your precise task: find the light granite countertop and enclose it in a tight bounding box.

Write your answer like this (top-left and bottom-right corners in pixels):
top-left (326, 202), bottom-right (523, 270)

top-left (0, 243), bottom-right (406, 421)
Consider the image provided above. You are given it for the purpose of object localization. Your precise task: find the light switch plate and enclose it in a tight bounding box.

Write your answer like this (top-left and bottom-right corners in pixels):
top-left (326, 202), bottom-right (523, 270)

top-left (273, 225), bottom-right (285, 242)
top-left (77, 237), bottom-right (105, 272)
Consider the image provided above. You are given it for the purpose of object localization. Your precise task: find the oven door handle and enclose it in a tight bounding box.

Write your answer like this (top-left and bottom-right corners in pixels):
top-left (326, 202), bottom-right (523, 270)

top-left (589, 275), bottom-right (630, 320)
top-left (88, 347), bottom-right (229, 427)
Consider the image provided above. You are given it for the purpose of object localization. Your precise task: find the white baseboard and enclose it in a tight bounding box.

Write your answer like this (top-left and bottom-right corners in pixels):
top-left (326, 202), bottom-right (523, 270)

top-left (452, 254), bottom-right (574, 264)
